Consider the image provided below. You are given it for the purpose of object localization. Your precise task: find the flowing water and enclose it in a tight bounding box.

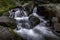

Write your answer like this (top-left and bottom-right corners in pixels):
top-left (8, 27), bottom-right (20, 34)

top-left (9, 7), bottom-right (59, 40)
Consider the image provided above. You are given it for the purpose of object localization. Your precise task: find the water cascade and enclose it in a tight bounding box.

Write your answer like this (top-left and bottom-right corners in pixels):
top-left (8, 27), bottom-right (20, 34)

top-left (9, 7), bottom-right (59, 40)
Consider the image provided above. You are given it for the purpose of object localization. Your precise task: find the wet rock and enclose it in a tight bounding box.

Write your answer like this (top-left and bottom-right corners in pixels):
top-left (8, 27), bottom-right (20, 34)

top-left (37, 4), bottom-right (60, 31)
top-left (34, 0), bottom-right (49, 4)
top-left (0, 26), bottom-right (22, 40)
top-left (0, 27), bottom-right (16, 40)
top-left (0, 16), bottom-right (16, 29)
top-left (52, 17), bottom-right (60, 31)
top-left (37, 4), bottom-right (60, 19)
top-left (22, 1), bottom-right (34, 15)
top-left (29, 16), bottom-right (40, 27)
top-left (37, 4), bottom-right (56, 20)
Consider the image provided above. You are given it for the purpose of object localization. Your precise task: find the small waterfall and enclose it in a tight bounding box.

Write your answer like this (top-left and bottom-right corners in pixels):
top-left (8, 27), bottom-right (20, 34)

top-left (9, 7), bottom-right (59, 40)
top-left (9, 7), bottom-right (31, 29)
top-left (32, 7), bottom-right (47, 26)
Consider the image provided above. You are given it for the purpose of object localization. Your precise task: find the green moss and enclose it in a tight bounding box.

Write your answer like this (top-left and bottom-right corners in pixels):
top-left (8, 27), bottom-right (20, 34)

top-left (0, 0), bottom-right (16, 14)
top-left (0, 0), bottom-right (33, 16)
top-left (2, 12), bottom-right (9, 16)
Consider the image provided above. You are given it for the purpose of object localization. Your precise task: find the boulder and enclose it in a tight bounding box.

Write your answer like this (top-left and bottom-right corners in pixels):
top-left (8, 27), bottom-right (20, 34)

top-left (37, 4), bottom-right (56, 20)
top-left (0, 26), bottom-right (16, 40)
top-left (22, 1), bottom-right (34, 15)
top-left (0, 26), bottom-right (22, 40)
top-left (52, 17), bottom-right (60, 31)
top-left (37, 4), bottom-right (60, 19)
top-left (37, 4), bottom-right (60, 31)
top-left (0, 16), bottom-right (16, 29)
top-left (29, 16), bottom-right (40, 28)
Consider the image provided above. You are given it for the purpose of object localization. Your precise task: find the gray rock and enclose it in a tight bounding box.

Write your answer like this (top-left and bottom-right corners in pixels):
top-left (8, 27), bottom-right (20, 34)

top-left (0, 26), bottom-right (16, 40)
top-left (29, 16), bottom-right (40, 27)
top-left (37, 4), bottom-right (60, 31)
top-left (22, 1), bottom-right (34, 15)
top-left (0, 16), bottom-right (16, 29)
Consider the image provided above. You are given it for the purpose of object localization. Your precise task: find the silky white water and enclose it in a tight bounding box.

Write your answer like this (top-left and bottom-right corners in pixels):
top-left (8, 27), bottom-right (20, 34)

top-left (9, 7), bottom-right (59, 40)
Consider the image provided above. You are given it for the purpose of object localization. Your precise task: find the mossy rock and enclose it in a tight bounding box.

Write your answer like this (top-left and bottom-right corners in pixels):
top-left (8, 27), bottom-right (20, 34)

top-left (0, 26), bottom-right (22, 40)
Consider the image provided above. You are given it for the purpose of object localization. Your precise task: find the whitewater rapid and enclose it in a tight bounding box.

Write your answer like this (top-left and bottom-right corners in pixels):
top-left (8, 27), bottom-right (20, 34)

top-left (9, 6), bottom-right (59, 40)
